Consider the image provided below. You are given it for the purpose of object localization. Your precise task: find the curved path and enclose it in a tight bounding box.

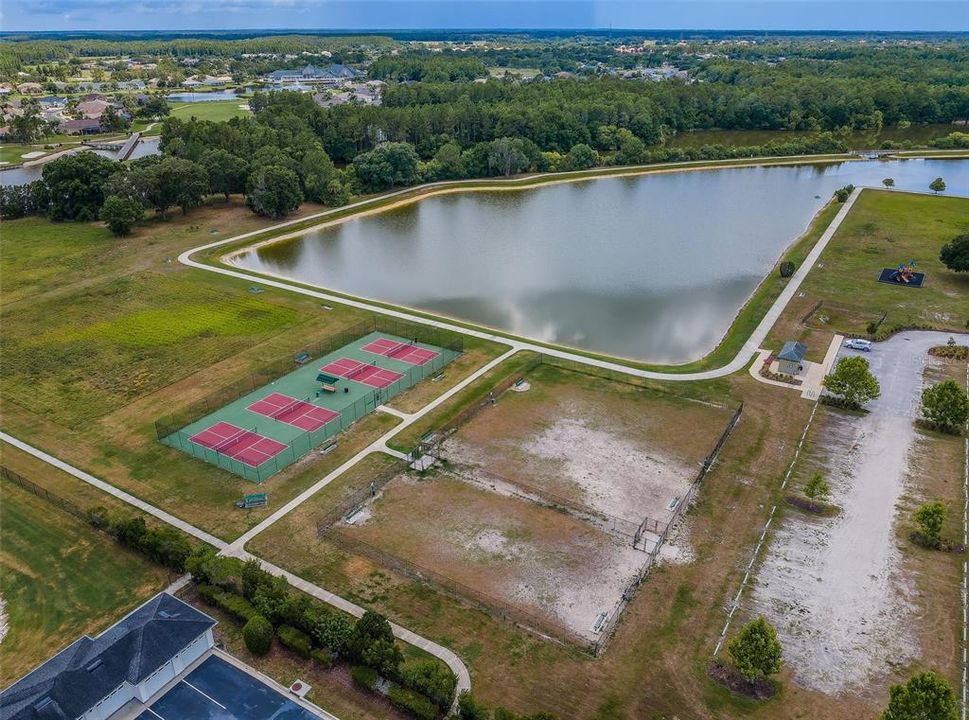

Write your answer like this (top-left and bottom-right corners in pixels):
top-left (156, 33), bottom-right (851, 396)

top-left (179, 182), bottom-right (862, 381)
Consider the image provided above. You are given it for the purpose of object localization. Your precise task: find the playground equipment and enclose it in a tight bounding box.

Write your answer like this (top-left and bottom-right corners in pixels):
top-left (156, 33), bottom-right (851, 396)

top-left (889, 259), bottom-right (918, 283)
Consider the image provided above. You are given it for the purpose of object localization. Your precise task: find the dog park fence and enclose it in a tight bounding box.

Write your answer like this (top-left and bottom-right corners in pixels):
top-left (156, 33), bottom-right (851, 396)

top-left (152, 315), bottom-right (464, 483)
top-left (1, 464), bottom-right (90, 524)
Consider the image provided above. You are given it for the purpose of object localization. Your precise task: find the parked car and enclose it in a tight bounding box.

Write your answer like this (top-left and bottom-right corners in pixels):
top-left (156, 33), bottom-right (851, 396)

top-left (844, 338), bottom-right (872, 351)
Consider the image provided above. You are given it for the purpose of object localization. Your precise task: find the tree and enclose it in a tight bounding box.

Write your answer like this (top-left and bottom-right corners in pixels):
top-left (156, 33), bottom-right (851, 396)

top-left (201, 149), bottom-right (248, 201)
top-left (823, 355), bottom-right (881, 409)
top-left (42, 152), bottom-right (119, 221)
top-left (929, 177), bottom-right (946, 194)
top-left (564, 143), bottom-right (598, 171)
top-left (246, 165), bottom-right (303, 218)
top-left (921, 380), bottom-right (969, 434)
top-left (242, 615), bottom-right (274, 656)
top-left (138, 95), bottom-right (170, 119)
top-left (882, 670), bottom-right (957, 720)
top-left (940, 234), bottom-right (969, 273)
top-left (882, 177), bottom-right (894, 189)
top-left (913, 501), bottom-right (946, 548)
top-left (9, 100), bottom-right (47, 143)
top-left (100, 195), bottom-right (144, 236)
top-left (128, 155), bottom-right (208, 217)
top-left (458, 692), bottom-right (491, 720)
top-left (301, 148), bottom-right (347, 205)
top-left (834, 184), bottom-right (855, 202)
top-left (487, 137), bottom-right (530, 177)
top-left (100, 105), bottom-right (129, 132)
top-left (804, 473), bottom-right (830, 502)
top-left (352, 142), bottom-right (419, 192)
top-left (727, 616), bottom-right (783, 680)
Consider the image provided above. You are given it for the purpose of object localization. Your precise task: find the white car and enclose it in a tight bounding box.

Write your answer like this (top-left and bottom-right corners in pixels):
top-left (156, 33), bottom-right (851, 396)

top-left (844, 338), bottom-right (872, 351)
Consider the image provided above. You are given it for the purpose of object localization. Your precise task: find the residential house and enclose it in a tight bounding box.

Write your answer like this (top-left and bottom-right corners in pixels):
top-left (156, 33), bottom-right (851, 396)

top-left (0, 593), bottom-right (216, 720)
top-left (58, 118), bottom-right (103, 135)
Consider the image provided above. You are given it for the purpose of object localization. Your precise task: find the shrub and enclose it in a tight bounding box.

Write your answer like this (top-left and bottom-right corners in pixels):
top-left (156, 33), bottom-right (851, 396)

top-left (921, 380), bottom-right (969, 435)
top-left (196, 583), bottom-right (221, 606)
top-left (243, 615), bottom-right (274, 656)
top-left (458, 691), bottom-right (490, 720)
top-left (308, 612), bottom-right (354, 656)
top-left (310, 648), bottom-right (335, 669)
top-left (388, 684), bottom-right (439, 720)
top-left (215, 590), bottom-right (260, 624)
top-left (883, 670), bottom-right (957, 720)
top-left (834, 184), bottom-right (855, 202)
top-left (804, 473), bottom-right (830, 502)
top-left (399, 659), bottom-right (457, 710)
top-left (278, 624), bottom-right (312, 658)
top-left (779, 261), bottom-right (795, 278)
top-left (350, 665), bottom-right (379, 692)
top-left (913, 501), bottom-right (946, 549)
top-left (86, 505), bottom-right (111, 530)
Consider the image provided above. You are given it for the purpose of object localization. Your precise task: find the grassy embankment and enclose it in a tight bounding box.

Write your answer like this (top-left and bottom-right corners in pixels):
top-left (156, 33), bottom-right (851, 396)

top-left (0, 205), bottom-right (506, 541)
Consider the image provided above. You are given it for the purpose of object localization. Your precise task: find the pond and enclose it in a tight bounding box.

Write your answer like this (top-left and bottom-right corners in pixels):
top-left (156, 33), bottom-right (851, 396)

top-left (0, 137), bottom-right (161, 186)
top-left (228, 158), bottom-right (969, 363)
top-left (165, 90), bottom-right (242, 102)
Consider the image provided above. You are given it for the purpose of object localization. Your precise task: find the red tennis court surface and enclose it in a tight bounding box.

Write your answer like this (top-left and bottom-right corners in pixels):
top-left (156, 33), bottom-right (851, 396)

top-left (189, 421), bottom-right (288, 468)
top-left (320, 357), bottom-right (404, 389)
top-left (248, 392), bottom-right (340, 432)
top-left (362, 337), bottom-right (440, 366)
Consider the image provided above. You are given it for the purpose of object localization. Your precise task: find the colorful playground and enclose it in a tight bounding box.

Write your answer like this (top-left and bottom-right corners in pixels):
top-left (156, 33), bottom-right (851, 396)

top-left (160, 330), bottom-right (460, 481)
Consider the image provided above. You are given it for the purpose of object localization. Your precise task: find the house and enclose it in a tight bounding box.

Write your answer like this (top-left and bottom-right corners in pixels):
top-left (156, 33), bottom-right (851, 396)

top-left (77, 99), bottom-right (111, 119)
top-left (0, 593), bottom-right (216, 720)
top-left (59, 118), bottom-right (103, 135)
top-left (265, 63), bottom-right (360, 87)
top-left (777, 341), bottom-right (808, 376)
top-left (16, 83), bottom-right (42, 94)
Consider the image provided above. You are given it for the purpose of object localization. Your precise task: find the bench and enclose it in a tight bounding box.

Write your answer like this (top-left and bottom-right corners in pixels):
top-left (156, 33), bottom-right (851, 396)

top-left (294, 352), bottom-right (311, 365)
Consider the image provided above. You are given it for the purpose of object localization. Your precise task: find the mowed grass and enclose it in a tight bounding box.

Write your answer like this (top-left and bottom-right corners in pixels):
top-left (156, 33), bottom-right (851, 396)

top-left (0, 480), bottom-right (169, 684)
top-left (168, 100), bottom-right (250, 123)
top-left (781, 190), bottom-right (969, 341)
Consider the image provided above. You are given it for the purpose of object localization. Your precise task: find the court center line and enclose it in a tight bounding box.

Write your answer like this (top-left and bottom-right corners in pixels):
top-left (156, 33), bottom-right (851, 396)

top-left (143, 707), bottom-right (166, 720)
top-left (181, 679), bottom-right (227, 710)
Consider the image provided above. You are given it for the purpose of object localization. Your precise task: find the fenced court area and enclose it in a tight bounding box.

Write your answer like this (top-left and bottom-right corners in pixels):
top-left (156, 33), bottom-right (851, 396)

top-left (155, 319), bottom-right (461, 482)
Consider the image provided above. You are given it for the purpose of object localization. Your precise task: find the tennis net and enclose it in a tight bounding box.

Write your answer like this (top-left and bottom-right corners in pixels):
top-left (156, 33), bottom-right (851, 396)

top-left (271, 397), bottom-right (304, 420)
top-left (345, 362), bottom-right (370, 379)
top-left (213, 427), bottom-right (254, 453)
top-left (386, 341), bottom-right (411, 358)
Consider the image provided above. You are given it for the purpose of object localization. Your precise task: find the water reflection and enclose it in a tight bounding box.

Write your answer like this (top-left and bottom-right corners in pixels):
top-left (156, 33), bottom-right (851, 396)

top-left (232, 158), bottom-right (969, 362)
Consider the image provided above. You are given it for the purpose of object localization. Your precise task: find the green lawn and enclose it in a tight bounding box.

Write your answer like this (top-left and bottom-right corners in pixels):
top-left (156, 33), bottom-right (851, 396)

top-left (0, 479), bottom-right (169, 685)
top-left (168, 100), bottom-right (250, 123)
top-left (797, 190), bottom-right (969, 338)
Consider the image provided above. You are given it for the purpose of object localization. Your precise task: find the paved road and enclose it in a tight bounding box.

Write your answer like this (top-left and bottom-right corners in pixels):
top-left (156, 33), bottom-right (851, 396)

top-left (178, 184), bottom-right (865, 382)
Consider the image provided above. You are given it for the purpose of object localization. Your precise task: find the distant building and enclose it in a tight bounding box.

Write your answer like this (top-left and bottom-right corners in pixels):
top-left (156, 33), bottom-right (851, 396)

top-left (777, 341), bottom-right (808, 376)
top-left (265, 63), bottom-right (360, 87)
top-left (77, 99), bottom-right (111, 119)
top-left (59, 118), bottom-right (103, 135)
top-left (0, 593), bottom-right (216, 720)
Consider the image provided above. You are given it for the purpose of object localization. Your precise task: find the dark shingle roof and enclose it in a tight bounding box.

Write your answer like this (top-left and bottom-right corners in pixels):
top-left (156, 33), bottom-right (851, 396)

top-left (0, 593), bottom-right (215, 720)
top-left (778, 340), bottom-right (808, 362)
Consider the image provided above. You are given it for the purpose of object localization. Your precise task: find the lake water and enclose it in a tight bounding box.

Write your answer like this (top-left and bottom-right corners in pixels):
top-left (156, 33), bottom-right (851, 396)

top-left (0, 137), bottom-right (161, 186)
top-left (166, 90), bottom-right (242, 102)
top-left (229, 158), bottom-right (969, 363)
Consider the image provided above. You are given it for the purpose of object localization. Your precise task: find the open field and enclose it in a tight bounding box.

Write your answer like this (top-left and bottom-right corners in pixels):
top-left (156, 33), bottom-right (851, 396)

top-left (767, 190), bottom-right (969, 349)
top-left (0, 479), bottom-right (170, 685)
top-left (0, 205), bottom-right (506, 540)
top-left (168, 100), bottom-right (251, 122)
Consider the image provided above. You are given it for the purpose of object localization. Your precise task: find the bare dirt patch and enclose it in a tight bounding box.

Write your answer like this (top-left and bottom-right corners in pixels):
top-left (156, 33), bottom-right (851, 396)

top-left (336, 471), bottom-right (647, 644)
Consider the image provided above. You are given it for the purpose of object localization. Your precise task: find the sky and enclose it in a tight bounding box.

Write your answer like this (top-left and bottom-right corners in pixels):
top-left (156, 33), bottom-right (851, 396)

top-left (3, 0), bottom-right (967, 33)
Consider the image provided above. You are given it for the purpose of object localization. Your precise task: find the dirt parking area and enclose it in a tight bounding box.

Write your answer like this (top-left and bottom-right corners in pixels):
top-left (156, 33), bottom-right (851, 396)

top-left (440, 364), bottom-right (734, 538)
top-left (335, 469), bottom-right (648, 644)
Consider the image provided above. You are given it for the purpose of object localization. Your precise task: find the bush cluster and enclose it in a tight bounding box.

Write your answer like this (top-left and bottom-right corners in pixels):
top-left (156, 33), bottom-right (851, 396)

top-left (86, 510), bottom-right (192, 572)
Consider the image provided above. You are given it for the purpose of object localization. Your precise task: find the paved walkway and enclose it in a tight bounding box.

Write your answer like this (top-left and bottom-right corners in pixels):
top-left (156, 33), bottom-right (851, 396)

top-left (0, 432), bottom-right (226, 549)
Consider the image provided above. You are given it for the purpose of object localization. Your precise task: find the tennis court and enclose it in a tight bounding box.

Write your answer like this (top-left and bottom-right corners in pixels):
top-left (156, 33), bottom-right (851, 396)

top-left (159, 330), bottom-right (460, 481)
top-left (319, 357), bottom-right (404, 389)
top-left (363, 337), bottom-right (440, 365)
top-left (248, 392), bottom-right (340, 431)
top-left (188, 422), bottom-right (288, 467)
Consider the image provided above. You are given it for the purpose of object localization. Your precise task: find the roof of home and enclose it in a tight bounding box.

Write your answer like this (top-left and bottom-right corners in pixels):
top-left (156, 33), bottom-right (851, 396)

top-left (0, 593), bottom-right (215, 720)
top-left (58, 118), bottom-right (102, 132)
top-left (778, 340), bottom-right (808, 362)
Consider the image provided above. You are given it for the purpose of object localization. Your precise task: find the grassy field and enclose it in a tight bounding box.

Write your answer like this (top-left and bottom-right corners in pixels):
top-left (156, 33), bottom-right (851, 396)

top-left (768, 190), bottom-right (969, 349)
top-left (0, 479), bottom-right (170, 684)
top-left (0, 202), bottom-right (506, 540)
top-left (168, 100), bottom-right (250, 122)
